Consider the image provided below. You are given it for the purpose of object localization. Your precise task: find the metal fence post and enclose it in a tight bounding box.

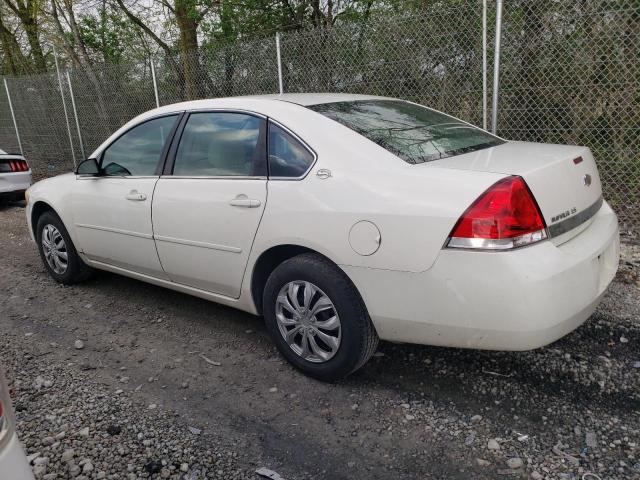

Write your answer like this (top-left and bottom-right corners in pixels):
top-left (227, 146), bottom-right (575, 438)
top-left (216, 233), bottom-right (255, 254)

top-left (491, 0), bottom-right (503, 134)
top-left (3, 78), bottom-right (23, 156)
top-left (276, 32), bottom-right (284, 95)
top-left (54, 47), bottom-right (77, 168)
top-left (482, 0), bottom-right (488, 131)
top-left (66, 71), bottom-right (86, 160)
top-left (150, 59), bottom-right (160, 108)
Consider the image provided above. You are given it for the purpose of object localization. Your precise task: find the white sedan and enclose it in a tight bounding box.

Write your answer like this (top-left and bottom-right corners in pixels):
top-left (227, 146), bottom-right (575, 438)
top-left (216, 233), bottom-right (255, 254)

top-left (25, 94), bottom-right (619, 380)
top-left (0, 370), bottom-right (34, 479)
top-left (0, 148), bottom-right (31, 202)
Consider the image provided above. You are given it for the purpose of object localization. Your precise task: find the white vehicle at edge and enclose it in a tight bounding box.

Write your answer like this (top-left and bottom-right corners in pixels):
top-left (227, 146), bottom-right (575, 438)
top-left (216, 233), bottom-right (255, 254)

top-left (0, 148), bottom-right (31, 201)
top-left (25, 94), bottom-right (619, 381)
top-left (0, 370), bottom-right (34, 480)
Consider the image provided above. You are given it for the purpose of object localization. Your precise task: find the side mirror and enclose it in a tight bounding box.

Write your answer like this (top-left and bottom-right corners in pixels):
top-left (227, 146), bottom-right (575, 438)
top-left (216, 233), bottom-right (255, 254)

top-left (76, 158), bottom-right (100, 176)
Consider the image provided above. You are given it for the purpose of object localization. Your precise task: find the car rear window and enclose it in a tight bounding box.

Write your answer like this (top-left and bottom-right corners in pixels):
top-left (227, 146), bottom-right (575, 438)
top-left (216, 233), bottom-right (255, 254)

top-left (309, 100), bottom-right (504, 164)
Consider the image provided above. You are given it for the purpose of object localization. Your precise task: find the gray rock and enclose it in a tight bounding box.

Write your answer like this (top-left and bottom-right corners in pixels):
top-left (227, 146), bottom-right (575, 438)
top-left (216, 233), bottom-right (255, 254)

top-left (506, 457), bottom-right (523, 469)
top-left (74, 340), bottom-right (84, 350)
top-left (61, 449), bottom-right (75, 462)
top-left (465, 433), bottom-right (476, 445)
top-left (487, 439), bottom-right (500, 450)
top-left (470, 415), bottom-right (483, 423)
top-left (68, 463), bottom-right (81, 477)
top-left (33, 464), bottom-right (47, 478)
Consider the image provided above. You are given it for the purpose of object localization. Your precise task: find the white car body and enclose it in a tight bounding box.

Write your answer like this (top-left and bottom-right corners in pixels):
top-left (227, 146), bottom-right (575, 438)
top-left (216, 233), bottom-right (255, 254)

top-left (25, 94), bottom-right (619, 355)
top-left (0, 371), bottom-right (35, 480)
top-left (0, 149), bottom-right (32, 200)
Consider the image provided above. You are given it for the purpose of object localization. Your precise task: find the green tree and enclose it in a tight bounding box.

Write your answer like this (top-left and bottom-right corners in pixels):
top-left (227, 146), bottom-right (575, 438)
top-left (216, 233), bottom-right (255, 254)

top-left (3, 0), bottom-right (46, 73)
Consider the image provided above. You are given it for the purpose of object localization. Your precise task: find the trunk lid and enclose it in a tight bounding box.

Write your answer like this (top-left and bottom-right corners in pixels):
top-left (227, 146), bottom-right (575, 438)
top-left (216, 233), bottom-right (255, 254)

top-left (429, 141), bottom-right (603, 243)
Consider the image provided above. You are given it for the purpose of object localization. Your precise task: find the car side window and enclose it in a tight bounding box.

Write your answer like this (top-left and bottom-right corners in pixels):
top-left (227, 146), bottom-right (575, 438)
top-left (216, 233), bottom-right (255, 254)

top-left (101, 115), bottom-right (177, 176)
top-left (268, 123), bottom-right (314, 178)
top-left (173, 112), bottom-right (264, 176)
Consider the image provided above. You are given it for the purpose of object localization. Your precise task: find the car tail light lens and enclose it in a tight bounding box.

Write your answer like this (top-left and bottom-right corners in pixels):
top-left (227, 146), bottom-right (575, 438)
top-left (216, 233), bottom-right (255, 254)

top-left (8, 159), bottom-right (29, 172)
top-left (0, 372), bottom-right (15, 449)
top-left (447, 175), bottom-right (547, 250)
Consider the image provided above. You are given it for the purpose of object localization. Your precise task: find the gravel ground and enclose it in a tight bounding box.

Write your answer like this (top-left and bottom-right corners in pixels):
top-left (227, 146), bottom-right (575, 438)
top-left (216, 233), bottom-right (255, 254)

top-left (0, 201), bottom-right (639, 480)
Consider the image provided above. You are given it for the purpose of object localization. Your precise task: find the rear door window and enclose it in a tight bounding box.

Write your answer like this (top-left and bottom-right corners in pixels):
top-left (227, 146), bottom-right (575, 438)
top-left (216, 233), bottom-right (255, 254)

top-left (268, 123), bottom-right (315, 178)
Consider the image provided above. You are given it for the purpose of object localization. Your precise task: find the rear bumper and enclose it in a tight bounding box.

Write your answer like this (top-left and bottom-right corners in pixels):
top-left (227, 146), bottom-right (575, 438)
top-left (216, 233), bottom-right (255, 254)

top-left (0, 171), bottom-right (31, 197)
top-left (343, 200), bottom-right (620, 350)
top-left (0, 433), bottom-right (34, 480)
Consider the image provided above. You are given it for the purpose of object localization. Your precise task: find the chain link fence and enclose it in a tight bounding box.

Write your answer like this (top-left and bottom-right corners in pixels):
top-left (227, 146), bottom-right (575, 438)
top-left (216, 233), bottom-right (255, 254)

top-left (0, 0), bottom-right (637, 237)
top-left (498, 0), bottom-right (639, 238)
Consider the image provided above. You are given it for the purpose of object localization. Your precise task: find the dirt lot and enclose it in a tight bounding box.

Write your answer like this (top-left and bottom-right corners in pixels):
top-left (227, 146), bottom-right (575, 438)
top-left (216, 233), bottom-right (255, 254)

top-left (1, 201), bottom-right (639, 480)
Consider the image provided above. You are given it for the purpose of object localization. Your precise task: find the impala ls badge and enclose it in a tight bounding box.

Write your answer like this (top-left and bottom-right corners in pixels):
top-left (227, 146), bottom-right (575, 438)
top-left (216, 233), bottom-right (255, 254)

top-left (583, 174), bottom-right (592, 187)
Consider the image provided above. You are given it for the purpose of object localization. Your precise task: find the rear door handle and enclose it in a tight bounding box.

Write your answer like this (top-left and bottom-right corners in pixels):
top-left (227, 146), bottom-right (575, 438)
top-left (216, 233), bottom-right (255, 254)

top-left (125, 190), bottom-right (147, 201)
top-left (229, 196), bottom-right (261, 208)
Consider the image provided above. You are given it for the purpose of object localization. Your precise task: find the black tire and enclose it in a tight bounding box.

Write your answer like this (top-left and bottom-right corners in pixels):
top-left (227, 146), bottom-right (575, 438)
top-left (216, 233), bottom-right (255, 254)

top-left (263, 253), bottom-right (378, 381)
top-left (36, 211), bottom-right (93, 284)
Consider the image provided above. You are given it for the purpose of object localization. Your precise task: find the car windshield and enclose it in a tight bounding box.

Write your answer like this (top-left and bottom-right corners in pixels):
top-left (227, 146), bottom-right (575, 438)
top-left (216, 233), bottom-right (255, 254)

top-left (309, 100), bottom-right (504, 164)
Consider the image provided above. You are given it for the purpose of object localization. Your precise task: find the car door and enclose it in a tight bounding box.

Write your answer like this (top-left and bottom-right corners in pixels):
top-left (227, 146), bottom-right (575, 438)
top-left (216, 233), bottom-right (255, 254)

top-left (71, 114), bottom-right (179, 278)
top-left (152, 111), bottom-right (268, 298)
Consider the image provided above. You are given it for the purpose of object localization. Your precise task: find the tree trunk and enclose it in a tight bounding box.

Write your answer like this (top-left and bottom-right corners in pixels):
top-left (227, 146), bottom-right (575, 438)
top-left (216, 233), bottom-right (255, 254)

top-left (5, 0), bottom-right (47, 72)
top-left (0, 11), bottom-right (31, 74)
top-left (175, 0), bottom-right (201, 100)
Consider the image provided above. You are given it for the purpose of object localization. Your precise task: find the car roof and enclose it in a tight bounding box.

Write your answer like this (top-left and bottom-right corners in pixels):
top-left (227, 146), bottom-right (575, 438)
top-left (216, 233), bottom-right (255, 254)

top-left (90, 93), bottom-right (392, 158)
top-left (241, 93), bottom-right (387, 106)
top-left (146, 93), bottom-right (389, 116)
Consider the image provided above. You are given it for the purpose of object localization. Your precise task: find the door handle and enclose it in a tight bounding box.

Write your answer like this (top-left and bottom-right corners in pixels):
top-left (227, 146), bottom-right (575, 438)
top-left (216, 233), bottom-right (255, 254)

top-left (125, 190), bottom-right (147, 201)
top-left (229, 195), bottom-right (261, 208)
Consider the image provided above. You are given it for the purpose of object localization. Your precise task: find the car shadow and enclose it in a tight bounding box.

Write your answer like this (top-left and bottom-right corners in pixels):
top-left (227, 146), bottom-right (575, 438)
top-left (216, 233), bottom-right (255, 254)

top-left (0, 199), bottom-right (25, 211)
top-left (76, 268), bottom-right (639, 421)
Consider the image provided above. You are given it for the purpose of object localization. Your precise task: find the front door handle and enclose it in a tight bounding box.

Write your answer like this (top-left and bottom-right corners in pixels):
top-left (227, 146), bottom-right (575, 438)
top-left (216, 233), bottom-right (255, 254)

top-left (229, 195), bottom-right (261, 208)
top-left (125, 190), bottom-right (147, 201)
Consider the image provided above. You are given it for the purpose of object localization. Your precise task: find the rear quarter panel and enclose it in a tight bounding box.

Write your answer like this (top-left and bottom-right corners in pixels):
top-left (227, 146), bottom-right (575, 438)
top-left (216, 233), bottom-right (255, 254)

top-left (250, 111), bottom-right (506, 273)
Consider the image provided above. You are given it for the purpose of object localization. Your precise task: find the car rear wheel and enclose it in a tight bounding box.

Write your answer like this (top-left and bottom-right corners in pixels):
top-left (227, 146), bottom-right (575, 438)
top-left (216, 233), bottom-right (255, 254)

top-left (36, 211), bottom-right (93, 284)
top-left (263, 253), bottom-right (378, 381)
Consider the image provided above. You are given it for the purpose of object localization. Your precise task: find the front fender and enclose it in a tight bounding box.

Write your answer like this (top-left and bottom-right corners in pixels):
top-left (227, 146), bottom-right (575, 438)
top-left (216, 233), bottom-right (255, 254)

top-left (26, 173), bottom-right (78, 246)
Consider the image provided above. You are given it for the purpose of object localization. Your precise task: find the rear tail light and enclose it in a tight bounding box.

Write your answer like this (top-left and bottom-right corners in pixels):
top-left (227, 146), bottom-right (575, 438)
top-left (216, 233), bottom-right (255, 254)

top-left (446, 175), bottom-right (547, 250)
top-left (8, 159), bottom-right (29, 172)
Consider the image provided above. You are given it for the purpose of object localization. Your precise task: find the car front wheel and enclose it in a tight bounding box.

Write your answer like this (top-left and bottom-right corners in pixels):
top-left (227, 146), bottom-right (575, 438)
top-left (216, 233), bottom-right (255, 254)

top-left (36, 211), bottom-right (93, 284)
top-left (263, 253), bottom-right (378, 381)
